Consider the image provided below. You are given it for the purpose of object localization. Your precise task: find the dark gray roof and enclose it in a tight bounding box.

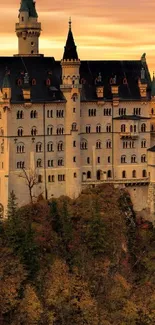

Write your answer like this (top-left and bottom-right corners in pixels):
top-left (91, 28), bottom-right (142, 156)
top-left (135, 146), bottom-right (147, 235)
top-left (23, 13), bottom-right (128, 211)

top-left (80, 60), bottom-right (151, 101)
top-left (148, 146), bottom-right (155, 152)
top-left (0, 56), bottom-right (151, 103)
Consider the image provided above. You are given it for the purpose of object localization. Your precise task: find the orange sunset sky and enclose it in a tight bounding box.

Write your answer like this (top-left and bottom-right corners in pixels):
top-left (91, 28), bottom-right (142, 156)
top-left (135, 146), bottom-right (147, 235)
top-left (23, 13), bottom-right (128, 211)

top-left (0, 0), bottom-right (155, 76)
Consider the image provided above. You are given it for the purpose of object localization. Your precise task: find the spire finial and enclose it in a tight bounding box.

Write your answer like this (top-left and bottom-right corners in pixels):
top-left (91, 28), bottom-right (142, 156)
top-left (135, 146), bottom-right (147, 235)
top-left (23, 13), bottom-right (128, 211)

top-left (69, 17), bottom-right (72, 30)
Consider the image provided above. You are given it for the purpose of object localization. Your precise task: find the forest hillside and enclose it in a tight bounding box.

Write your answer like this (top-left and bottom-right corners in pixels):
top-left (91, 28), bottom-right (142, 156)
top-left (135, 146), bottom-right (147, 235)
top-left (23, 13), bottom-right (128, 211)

top-left (0, 184), bottom-right (155, 324)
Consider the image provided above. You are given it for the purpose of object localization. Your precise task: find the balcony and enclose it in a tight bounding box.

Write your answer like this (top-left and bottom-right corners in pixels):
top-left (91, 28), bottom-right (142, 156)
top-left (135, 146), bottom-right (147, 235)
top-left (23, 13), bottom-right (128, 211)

top-left (82, 178), bottom-right (149, 186)
top-left (120, 132), bottom-right (139, 139)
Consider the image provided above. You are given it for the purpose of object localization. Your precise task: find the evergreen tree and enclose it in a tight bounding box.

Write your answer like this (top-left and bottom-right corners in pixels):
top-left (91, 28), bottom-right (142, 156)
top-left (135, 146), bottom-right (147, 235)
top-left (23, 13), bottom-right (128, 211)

top-left (7, 190), bottom-right (18, 219)
top-left (87, 199), bottom-right (106, 256)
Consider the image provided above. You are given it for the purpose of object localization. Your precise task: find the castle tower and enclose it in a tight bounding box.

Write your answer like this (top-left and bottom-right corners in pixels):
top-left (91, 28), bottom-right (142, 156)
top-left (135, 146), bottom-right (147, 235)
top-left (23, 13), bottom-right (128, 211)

top-left (60, 19), bottom-right (82, 198)
top-left (15, 0), bottom-right (42, 56)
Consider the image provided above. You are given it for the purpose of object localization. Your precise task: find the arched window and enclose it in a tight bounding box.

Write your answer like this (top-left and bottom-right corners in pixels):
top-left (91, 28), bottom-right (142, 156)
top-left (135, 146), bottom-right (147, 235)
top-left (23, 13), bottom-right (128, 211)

top-left (131, 155), bottom-right (136, 163)
top-left (47, 110), bottom-right (53, 118)
top-left (38, 175), bottom-right (43, 183)
top-left (86, 125), bottom-right (91, 133)
top-left (17, 127), bottom-right (23, 137)
top-left (37, 159), bottom-right (42, 167)
top-left (17, 161), bottom-right (25, 169)
top-left (80, 139), bottom-right (88, 150)
top-left (58, 158), bottom-right (64, 166)
top-left (30, 110), bottom-right (37, 118)
top-left (106, 124), bottom-right (111, 133)
top-left (142, 169), bottom-right (147, 177)
top-left (96, 140), bottom-right (101, 149)
top-left (122, 170), bottom-right (126, 178)
top-left (17, 110), bottom-right (23, 119)
top-left (151, 125), bottom-right (154, 132)
top-left (97, 170), bottom-right (101, 180)
top-left (151, 108), bottom-right (154, 115)
top-left (130, 125), bottom-right (133, 132)
top-left (106, 140), bottom-right (112, 149)
top-left (87, 171), bottom-right (91, 179)
top-left (57, 126), bottom-right (64, 135)
top-left (47, 142), bottom-right (53, 152)
top-left (132, 170), bottom-right (136, 178)
top-left (141, 123), bottom-right (146, 132)
top-left (141, 154), bottom-right (146, 163)
top-left (36, 142), bottom-right (42, 153)
top-left (48, 175), bottom-right (55, 182)
top-left (121, 124), bottom-right (126, 133)
top-left (141, 139), bottom-right (146, 148)
top-left (134, 125), bottom-right (137, 132)
top-left (72, 122), bottom-right (77, 131)
top-left (17, 143), bottom-right (25, 153)
top-left (47, 125), bottom-right (53, 135)
top-left (121, 155), bottom-right (126, 163)
top-left (31, 127), bottom-right (37, 136)
top-left (57, 141), bottom-right (63, 151)
top-left (107, 170), bottom-right (112, 178)
top-left (96, 124), bottom-right (101, 133)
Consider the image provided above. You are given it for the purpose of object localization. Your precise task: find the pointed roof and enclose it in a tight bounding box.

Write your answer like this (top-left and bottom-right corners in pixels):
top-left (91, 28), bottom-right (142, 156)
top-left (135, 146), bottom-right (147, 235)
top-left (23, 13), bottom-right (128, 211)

top-left (2, 69), bottom-right (10, 89)
top-left (19, 0), bottom-right (38, 18)
top-left (63, 19), bottom-right (78, 61)
top-left (151, 73), bottom-right (155, 97)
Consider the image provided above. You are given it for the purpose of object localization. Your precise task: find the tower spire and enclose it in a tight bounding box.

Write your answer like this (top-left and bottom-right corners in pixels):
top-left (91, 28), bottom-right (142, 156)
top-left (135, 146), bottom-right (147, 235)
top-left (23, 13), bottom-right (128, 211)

top-left (69, 17), bottom-right (72, 31)
top-left (62, 20), bottom-right (78, 61)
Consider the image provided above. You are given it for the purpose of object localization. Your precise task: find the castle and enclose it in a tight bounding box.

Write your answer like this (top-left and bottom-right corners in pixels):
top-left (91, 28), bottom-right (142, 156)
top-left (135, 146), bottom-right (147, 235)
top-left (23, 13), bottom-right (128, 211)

top-left (1, 0), bottom-right (155, 218)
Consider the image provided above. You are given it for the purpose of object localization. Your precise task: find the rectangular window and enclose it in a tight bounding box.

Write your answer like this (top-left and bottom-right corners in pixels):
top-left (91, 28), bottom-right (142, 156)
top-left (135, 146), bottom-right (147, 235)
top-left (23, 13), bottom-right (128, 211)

top-left (58, 174), bottom-right (65, 181)
top-left (108, 156), bottom-right (111, 163)
top-left (73, 140), bottom-right (76, 147)
top-left (74, 172), bottom-right (77, 178)
top-left (97, 157), bottom-right (100, 163)
top-left (87, 157), bottom-right (90, 164)
top-left (73, 156), bottom-right (76, 162)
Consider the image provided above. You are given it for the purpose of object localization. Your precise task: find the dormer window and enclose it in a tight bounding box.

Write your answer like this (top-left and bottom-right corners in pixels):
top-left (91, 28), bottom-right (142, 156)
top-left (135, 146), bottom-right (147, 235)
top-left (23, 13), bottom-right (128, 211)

top-left (17, 79), bottom-right (22, 86)
top-left (46, 78), bottom-right (51, 86)
top-left (123, 78), bottom-right (127, 85)
top-left (32, 79), bottom-right (36, 86)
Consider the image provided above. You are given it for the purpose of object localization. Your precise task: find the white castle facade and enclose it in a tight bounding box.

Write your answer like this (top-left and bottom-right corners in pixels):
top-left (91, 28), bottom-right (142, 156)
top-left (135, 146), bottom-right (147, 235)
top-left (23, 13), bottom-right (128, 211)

top-left (1, 0), bottom-right (155, 217)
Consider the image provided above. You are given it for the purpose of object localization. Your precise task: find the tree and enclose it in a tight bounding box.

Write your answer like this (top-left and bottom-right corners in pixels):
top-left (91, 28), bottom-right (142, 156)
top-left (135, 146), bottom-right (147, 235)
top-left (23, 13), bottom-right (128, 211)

top-left (19, 168), bottom-right (39, 203)
top-left (86, 199), bottom-right (106, 256)
top-left (7, 190), bottom-right (18, 219)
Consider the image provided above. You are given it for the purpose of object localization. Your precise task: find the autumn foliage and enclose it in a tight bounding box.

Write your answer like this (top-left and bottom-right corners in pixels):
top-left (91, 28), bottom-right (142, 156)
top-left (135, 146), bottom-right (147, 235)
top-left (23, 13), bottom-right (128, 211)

top-left (0, 184), bottom-right (155, 324)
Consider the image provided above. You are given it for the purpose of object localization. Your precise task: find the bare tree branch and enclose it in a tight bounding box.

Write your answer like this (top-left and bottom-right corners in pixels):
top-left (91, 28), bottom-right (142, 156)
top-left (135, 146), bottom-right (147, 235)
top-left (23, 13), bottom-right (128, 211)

top-left (19, 168), bottom-right (39, 203)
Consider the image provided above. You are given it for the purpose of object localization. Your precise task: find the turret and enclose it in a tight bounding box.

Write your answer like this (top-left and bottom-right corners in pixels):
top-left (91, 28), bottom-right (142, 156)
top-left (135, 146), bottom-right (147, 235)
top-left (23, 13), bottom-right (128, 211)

top-left (15, 0), bottom-right (42, 56)
top-left (60, 20), bottom-right (82, 199)
top-left (61, 19), bottom-right (80, 88)
top-left (2, 70), bottom-right (11, 101)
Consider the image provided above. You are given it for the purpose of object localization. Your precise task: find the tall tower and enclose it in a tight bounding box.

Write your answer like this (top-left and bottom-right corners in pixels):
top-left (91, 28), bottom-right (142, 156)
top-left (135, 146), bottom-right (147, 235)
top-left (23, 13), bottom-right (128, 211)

top-left (61, 19), bottom-right (82, 198)
top-left (15, 0), bottom-right (42, 56)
